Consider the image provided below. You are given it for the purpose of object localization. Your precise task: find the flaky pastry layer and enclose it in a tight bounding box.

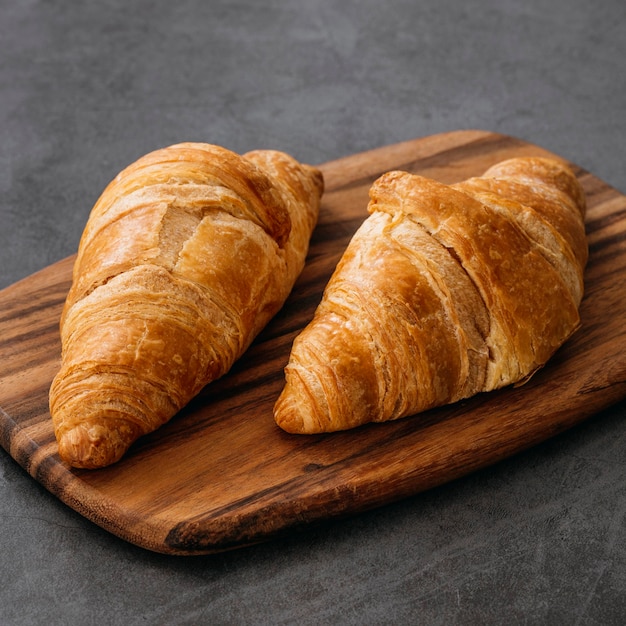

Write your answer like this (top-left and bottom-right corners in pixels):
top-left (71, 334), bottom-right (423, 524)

top-left (274, 157), bottom-right (587, 434)
top-left (50, 143), bottom-right (323, 468)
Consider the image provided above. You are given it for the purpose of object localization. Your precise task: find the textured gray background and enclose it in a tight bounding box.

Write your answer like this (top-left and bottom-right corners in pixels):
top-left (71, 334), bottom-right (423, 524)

top-left (1, 1), bottom-right (626, 624)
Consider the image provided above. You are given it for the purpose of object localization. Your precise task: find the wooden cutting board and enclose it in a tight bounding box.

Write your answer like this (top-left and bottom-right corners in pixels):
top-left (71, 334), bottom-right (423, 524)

top-left (1, 130), bottom-right (625, 555)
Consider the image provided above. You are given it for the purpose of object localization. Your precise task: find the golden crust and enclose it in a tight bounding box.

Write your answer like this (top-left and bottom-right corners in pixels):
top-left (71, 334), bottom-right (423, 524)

top-left (50, 143), bottom-right (323, 468)
top-left (274, 157), bottom-right (587, 434)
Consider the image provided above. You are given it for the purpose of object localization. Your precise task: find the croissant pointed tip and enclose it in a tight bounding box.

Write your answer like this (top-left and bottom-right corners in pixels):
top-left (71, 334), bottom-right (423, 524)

top-left (274, 411), bottom-right (305, 435)
top-left (56, 420), bottom-right (140, 469)
top-left (273, 385), bottom-right (312, 434)
top-left (274, 401), bottom-right (303, 435)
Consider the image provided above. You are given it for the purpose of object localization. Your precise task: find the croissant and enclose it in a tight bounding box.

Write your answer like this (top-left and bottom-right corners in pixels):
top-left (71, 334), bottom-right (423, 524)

top-left (274, 157), bottom-right (587, 434)
top-left (50, 143), bottom-right (323, 468)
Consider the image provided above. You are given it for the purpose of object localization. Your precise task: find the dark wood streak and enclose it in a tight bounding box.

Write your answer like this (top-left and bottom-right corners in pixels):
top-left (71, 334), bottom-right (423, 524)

top-left (0, 405), bottom-right (18, 452)
top-left (586, 227), bottom-right (621, 251)
top-left (0, 130), bottom-right (625, 555)
top-left (0, 324), bottom-right (62, 354)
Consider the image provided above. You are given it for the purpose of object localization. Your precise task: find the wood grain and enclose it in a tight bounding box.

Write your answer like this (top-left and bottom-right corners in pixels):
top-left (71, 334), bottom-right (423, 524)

top-left (1, 130), bottom-right (625, 555)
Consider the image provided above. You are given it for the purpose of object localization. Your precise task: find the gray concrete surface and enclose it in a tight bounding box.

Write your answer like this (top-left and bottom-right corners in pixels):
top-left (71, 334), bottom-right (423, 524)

top-left (1, 1), bottom-right (625, 624)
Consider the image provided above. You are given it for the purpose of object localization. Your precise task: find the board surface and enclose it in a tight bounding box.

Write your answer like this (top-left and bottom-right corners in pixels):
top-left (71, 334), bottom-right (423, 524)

top-left (1, 130), bottom-right (625, 555)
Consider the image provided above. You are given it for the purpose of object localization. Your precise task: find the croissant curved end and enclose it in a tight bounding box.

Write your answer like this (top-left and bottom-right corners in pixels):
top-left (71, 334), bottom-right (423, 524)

top-left (273, 389), bottom-right (307, 434)
top-left (56, 419), bottom-right (141, 469)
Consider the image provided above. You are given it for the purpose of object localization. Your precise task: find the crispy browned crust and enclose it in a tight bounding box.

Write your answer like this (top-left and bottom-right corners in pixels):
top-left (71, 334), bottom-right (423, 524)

top-left (274, 157), bottom-right (586, 434)
top-left (50, 143), bottom-right (323, 468)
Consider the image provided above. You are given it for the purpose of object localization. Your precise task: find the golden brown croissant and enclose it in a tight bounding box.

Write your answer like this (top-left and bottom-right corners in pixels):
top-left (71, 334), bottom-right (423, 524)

top-left (274, 157), bottom-right (587, 434)
top-left (50, 142), bottom-right (323, 468)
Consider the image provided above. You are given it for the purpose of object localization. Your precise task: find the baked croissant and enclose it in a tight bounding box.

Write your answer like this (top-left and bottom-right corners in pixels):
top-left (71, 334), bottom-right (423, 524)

top-left (50, 142), bottom-right (323, 468)
top-left (274, 157), bottom-right (587, 434)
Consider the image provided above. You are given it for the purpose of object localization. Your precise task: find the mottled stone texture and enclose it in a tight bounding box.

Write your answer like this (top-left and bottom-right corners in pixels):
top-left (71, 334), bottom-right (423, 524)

top-left (1, 1), bottom-right (625, 624)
